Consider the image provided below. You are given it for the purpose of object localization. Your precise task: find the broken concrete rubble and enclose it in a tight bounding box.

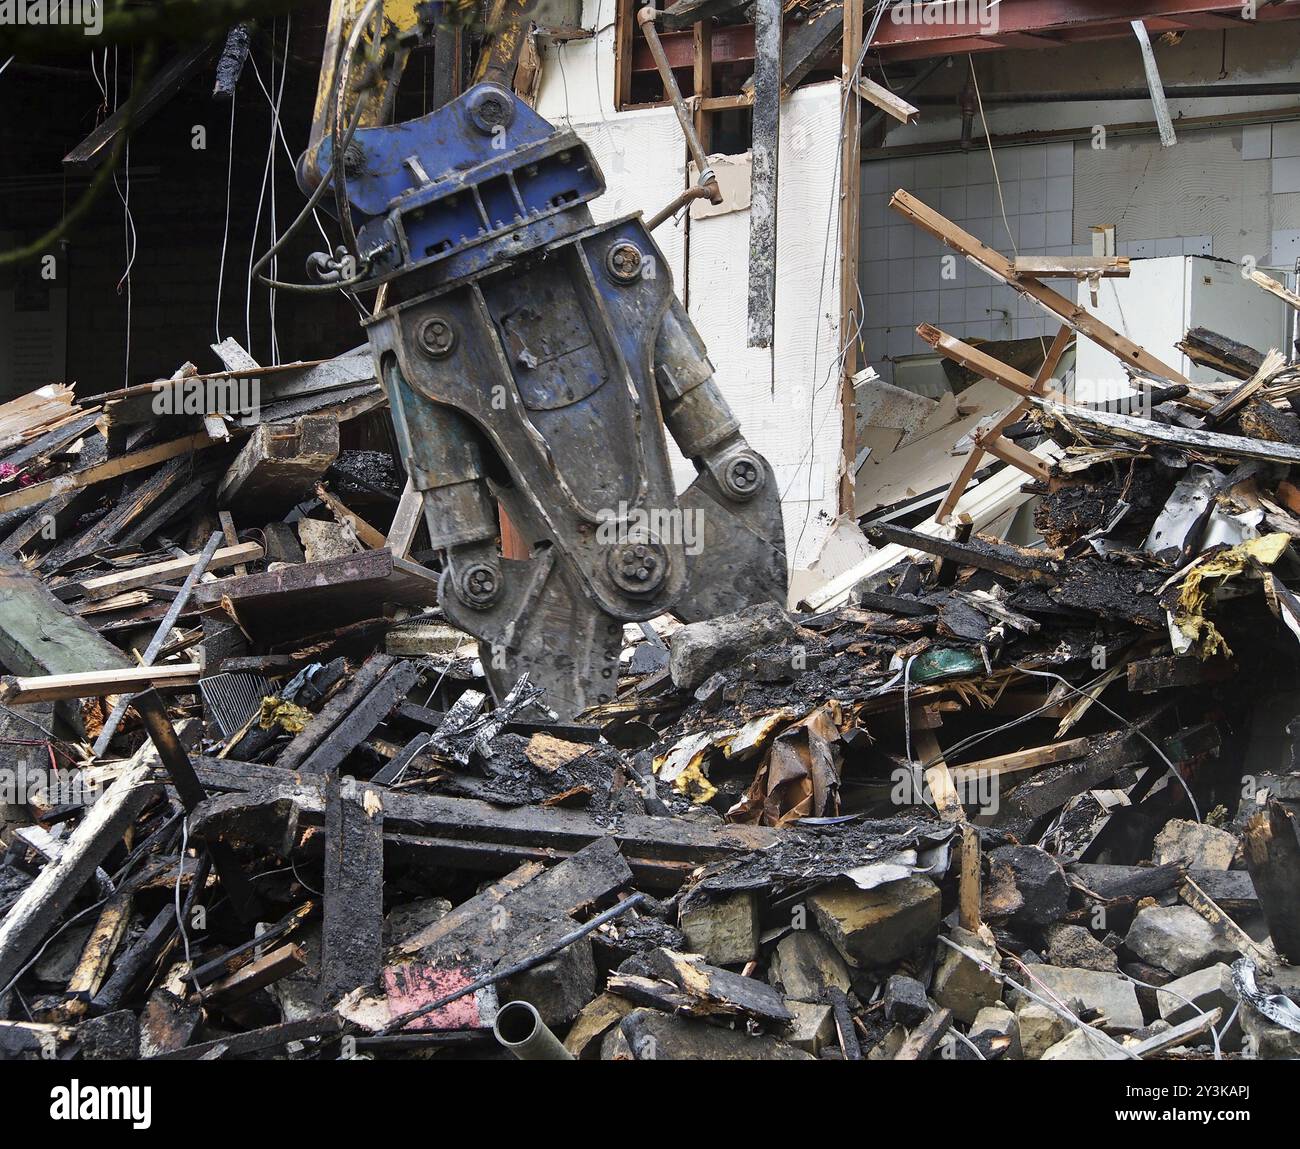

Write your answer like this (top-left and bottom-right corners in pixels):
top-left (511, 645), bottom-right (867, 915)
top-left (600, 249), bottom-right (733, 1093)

top-left (1, 312), bottom-right (1299, 1069)
top-left (667, 601), bottom-right (801, 690)
top-left (809, 876), bottom-right (941, 968)
top-left (1125, 905), bottom-right (1239, 978)
top-left (1020, 966), bottom-right (1145, 1034)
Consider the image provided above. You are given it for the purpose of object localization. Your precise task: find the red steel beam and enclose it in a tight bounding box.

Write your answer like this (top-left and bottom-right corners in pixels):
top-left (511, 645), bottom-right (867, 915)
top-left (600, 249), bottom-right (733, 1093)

top-left (872, 0), bottom-right (1300, 59)
top-left (631, 23), bottom-right (754, 73)
top-left (632, 2), bottom-right (1300, 73)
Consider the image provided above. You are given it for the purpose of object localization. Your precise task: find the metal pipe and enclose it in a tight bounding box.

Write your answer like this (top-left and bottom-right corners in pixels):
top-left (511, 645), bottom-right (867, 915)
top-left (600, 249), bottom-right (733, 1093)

top-left (647, 183), bottom-right (717, 230)
top-left (493, 1000), bottom-right (575, 1060)
top-left (914, 83), bottom-right (1300, 105)
top-left (637, 6), bottom-right (722, 206)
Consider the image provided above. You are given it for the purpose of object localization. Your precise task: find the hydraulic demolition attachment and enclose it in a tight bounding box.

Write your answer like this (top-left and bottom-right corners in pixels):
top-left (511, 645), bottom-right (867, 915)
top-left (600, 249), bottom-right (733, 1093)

top-left (299, 0), bottom-right (787, 717)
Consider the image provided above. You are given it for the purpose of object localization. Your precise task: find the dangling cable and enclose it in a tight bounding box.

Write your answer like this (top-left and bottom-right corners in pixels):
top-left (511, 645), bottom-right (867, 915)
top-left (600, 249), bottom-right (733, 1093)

top-left (112, 47), bottom-right (139, 387)
top-left (215, 95), bottom-right (237, 341)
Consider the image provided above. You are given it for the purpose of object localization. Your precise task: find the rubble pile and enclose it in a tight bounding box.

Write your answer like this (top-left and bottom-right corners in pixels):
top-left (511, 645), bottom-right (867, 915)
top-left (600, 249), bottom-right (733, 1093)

top-left (1, 321), bottom-right (1300, 1062)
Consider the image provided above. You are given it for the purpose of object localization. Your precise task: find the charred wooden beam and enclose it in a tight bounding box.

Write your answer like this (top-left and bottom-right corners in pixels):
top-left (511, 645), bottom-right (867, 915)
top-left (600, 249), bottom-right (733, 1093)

top-left (1243, 798), bottom-right (1300, 964)
top-left (319, 778), bottom-right (385, 1005)
top-left (865, 522), bottom-right (1061, 585)
top-left (276, 654), bottom-right (395, 772)
top-left (746, 0), bottom-right (780, 349)
top-left (298, 659), bottom-right (422, 775)
top-left (150, 1014), bottom-right (343, 1060)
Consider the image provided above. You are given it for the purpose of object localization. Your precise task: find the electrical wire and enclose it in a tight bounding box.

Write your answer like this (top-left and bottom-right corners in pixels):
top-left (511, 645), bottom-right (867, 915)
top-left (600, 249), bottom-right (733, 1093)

top-left (111, 47), bottom-right (140, 388)
top-left (246, 18), bottom-right (288, 359)
top-left (215, 94), bottom-right (237, 341)
top-left (1122, 967), bottom-right (1224, 1059)
top-left (1011, 663), bottom-right (1201, 822)
top-left (174, 816), bottom-right (201, 995)
top-left (268, 16), bottom-right (290, 362)
top-left (249, 5), bottom-right (379, 294)
top-left (246, 39), bottom-right (369, 320)
top-left (969, 53), bottom-right (1050, 358)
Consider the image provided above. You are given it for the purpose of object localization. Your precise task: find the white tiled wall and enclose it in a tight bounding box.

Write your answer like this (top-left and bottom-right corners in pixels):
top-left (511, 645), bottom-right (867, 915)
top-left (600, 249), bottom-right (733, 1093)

top-left (860, 141), bottom-right (1076, 382)
top-left (862, 122), bottom-right (1300, 384)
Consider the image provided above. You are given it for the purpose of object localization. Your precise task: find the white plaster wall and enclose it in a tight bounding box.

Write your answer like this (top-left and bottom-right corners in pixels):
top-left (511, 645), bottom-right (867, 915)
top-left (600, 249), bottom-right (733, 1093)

top-left (688, 83), bottom-right (845, 570)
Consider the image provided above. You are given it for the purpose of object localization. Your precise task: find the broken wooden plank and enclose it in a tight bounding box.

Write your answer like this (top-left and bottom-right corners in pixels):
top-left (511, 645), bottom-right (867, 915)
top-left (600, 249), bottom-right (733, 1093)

top-left (914, 726), bottom-right (963, 824)
top-left (958, 825), bottom-right (981, 932)
top-left (191, 766), bottom-right (778, 882)
top-left (150, 1014), bottom-right (343, 1060)
top-left (917, 324), bottom-right (1066, 402)
top-left (1033, 397), bottom-right (1300, 466)
top-left (1203, 347), bottom-right (1286, 428)
top-left (1005, 731), bottom-right (1146, 819)
top-left (92, 531), bottom-right (225, 755)
top-left (51, 457), bottom-right (191, 568)
top-left (1, 663), bottom-right (202, 703)
top-left (743, 0), bottom-right (841, 94)
top-left (0, 432), bottom-right (228, 518)
top-left (865, 521), bottom-right (1060, 586)
top-left (277, 654), bottom-right (395, 772)
top-left (894, 1007), bottom-right (953, 1060)
top-left (0, 557), bottom-right (133, 678)
top-left (1012, 255), bottom-right (1130, 279)
top-left (1127, 654), bottom-right (1235, 693)
top-left (64, 43), bottom-right (217, 173)
top-left (892, 190), bottom-right (1192, 387)
top-left (315, 483), bottom-right (387, 550)
top-left (65, 895), bottom-right (132, 1002)
top-left (1248, 268), bottom-right (1300, 313)
top-left (856, 74), bottom-right (917, 125)
top-left (76, 543), bottom-right (263, 601)
top-left (949, 736), bottom-right (1093, 786)
top-left (1177, 326), bottom-right (1265, 381)
top-left (659, 0), bottom-right (747, 30)
top-left (299, 659), bottom-right (422, 775)
top-left (217, 415), bottom-right (340, 513)
top-left (132, 690), bottom-right (261, 922)
top-left (0, 763), bottom-right (160, 992)
top-left (1070, 863), bottom-right (1259, 913)
top-left (192, 548), bottom-right (438, 639)
top-left (0, 409), bottom-right (100, 475)
top-left (203, 943), bottom-right (306, 1003)
top-left (385, 479), bottom-right (423, 558)
top-left (1131, 19), bottom-right (1176, 147)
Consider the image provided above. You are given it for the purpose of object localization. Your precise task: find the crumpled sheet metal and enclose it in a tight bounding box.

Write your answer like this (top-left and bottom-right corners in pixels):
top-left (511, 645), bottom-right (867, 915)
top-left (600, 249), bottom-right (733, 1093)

top-left (1232, 957), bottom-right (1300, 1035)
top-left (259, 696), bottom-right (311, 734)
top-left (651, 704), bottom-right (820, 808)
top-left (1167, 532), bottom-right (1290, 658)
top-left (725, 702), bottom-right (844, 827)
top-left (679, 815), bottom-right (956, 912)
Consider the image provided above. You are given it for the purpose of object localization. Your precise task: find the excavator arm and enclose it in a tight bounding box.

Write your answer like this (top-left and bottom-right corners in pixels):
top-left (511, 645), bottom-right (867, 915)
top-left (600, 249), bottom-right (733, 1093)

top-left (299, 1), bottom-right (789, 718)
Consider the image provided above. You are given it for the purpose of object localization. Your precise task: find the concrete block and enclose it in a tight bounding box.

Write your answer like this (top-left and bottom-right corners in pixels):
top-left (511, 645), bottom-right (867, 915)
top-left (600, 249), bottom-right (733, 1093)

top-left (809, 876), bottom-right (941, 968)
top-left (680, 891), bottom-right (760, 967)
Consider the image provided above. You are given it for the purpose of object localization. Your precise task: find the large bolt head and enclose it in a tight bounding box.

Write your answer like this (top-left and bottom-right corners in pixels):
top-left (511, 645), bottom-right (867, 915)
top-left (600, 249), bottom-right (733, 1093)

top-left (607, 539), bottom-right (667, 595)
top-left (605, 241), bottom-right (644, 284)
top-left (417, 315), bottom-right (456, 358)
top-left (723, 453), bottom-right (764, 499)
top-left (459, 562), bottom-right (500, 608)
top-left (467, 85), bottom-right (516, 135)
